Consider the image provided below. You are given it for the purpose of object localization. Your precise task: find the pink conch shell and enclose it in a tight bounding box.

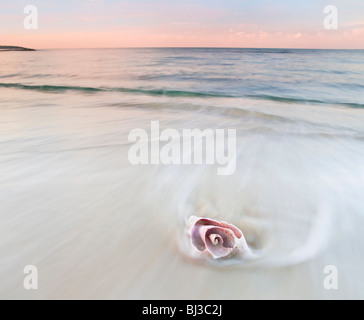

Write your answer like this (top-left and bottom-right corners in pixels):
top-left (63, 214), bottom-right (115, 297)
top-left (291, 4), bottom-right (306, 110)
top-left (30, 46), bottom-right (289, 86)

top-left (188, 216), bottom-right (250, 259)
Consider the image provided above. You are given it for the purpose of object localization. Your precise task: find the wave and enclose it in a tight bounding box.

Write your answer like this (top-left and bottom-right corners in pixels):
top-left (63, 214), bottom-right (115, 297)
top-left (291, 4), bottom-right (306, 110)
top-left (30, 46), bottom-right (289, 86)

top-left (0, 82), bottom-right (228, 98)
top-left (0, 73), bottom-right (22, 79)
top-left (1, 82), bottom-right (363, 108)
top-left (0, 83), bottom-right (104, 93)
top-left (246, 94), bottom-right (364, 109)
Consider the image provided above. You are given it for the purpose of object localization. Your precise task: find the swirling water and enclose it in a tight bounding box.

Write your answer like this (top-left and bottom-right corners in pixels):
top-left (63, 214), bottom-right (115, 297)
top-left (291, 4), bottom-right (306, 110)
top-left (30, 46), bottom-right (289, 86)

top-left (1, 48), bottom-right (364, 299)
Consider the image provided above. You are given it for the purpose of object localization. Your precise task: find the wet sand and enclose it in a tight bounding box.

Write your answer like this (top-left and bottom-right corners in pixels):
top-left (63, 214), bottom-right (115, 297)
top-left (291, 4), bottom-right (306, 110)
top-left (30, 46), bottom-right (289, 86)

top-left (1, 92), bottom-right (364, 299)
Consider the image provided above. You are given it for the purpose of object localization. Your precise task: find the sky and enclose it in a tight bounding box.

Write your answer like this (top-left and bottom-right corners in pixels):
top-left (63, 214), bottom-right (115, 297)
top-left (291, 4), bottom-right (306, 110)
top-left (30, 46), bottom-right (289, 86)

top-left (0, 0), bottom-right (363, 49)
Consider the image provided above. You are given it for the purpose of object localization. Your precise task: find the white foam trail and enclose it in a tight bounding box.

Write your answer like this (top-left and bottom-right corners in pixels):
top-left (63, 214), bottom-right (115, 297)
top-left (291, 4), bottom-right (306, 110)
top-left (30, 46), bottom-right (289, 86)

top-left (260, 201), bottom-right (334, 268)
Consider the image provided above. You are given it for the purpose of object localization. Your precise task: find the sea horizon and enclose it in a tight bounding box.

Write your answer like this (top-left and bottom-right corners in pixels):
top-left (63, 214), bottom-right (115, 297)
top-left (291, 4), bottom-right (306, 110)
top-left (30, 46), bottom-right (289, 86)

top-left (5, 46), bottom-right (364, 50)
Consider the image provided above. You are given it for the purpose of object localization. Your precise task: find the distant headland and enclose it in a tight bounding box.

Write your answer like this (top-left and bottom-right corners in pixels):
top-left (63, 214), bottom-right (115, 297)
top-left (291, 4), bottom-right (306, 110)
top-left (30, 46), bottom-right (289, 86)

top-left (0, 46), bottom-right (36, 51)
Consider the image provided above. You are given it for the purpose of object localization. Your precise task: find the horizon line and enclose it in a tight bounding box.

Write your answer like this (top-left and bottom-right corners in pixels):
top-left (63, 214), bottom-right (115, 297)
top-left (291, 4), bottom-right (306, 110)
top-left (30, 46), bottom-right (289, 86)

top-left (24, 46), bottom-right (364, 50)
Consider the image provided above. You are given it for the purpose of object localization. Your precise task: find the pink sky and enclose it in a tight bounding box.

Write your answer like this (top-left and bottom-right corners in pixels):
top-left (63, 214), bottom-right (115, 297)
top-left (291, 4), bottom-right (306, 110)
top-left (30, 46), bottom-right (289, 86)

top-left (3, 28), bottom-right (363, 49)
top-left (1, 1), bottom-right (364, 49)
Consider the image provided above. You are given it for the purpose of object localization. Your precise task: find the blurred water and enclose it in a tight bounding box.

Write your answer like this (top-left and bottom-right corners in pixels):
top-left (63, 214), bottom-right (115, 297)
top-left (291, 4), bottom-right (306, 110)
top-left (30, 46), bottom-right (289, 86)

top-left (1, 48), bottom-right (364, 299)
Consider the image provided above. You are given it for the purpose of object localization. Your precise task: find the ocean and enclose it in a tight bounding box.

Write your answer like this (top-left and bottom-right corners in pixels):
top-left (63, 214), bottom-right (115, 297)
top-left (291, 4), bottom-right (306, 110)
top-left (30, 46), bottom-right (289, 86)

top-left (1, 48), bottom-right (364, 299)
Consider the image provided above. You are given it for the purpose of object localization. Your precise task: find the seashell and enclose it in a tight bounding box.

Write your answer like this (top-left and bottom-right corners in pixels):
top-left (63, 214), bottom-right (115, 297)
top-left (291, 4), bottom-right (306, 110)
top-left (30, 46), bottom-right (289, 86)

top-left (187, 216), bottom-right (251, 259)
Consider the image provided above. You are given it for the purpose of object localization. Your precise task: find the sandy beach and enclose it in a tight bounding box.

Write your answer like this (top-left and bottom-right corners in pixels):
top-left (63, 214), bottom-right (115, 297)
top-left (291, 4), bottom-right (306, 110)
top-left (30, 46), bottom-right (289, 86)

top-left (1, 88), bottom-right (364, 299)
